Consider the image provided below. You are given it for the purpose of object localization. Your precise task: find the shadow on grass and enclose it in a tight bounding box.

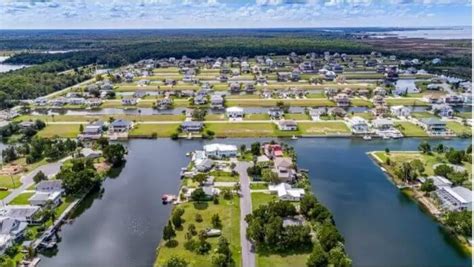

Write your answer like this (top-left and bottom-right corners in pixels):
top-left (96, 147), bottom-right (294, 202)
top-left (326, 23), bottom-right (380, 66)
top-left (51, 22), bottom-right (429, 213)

top-left (256, 244), bottom-right (313, 258)
top-left (165, 240), bottom-right (179, 248)
top-left (193, 202), bottom-right (209, 210)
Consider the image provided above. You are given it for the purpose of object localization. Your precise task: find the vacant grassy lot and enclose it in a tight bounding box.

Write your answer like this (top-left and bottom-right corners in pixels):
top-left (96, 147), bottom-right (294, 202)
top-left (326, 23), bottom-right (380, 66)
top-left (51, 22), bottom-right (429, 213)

top-left (129, 123), bottom-right (179, 138)
top-left (226, 99), bottom-right (335, 107)
top-left (446, 121), bottom-right (472, 136)
top-left (299, 122), bottom-right (350, 135)
top-left (385, 98), bottom-right (429, 106)
top-left (245, 113), bottom-right (270, 120)
top-left (210, 171), bottom-right (239, 182)
top-left (0, 191), bottom-right (10, 200)
top-left (16, 114), bottom-right (185, 123)
top-left (154, 196), bottom-right (241, 267)
top-left (394, 122), bottom-right (428, 137)
top-left (9, 192), bottom-right (34, 205)
top-left (37, 124), bottom-right (82, 138)
top-left (251, 192), bottom-right (277, 211)
top-left (284, 113), bottom-right (310, 120)
top-left (205, 123), bottom-right (274, 137)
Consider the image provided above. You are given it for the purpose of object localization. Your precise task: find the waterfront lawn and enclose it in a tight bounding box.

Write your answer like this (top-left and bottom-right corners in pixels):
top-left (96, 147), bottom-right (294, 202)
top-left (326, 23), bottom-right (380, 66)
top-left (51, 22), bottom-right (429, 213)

top-left (9, 192), bottom-right (34, 205)
top-left (411, 112), bottom-right (437, 119)
top-left (245, 113), bottom-right (270, 121)
top-left (129, 123), bottom-right (180, 138)
top-left (205, 123), bottom-right (274, 137)
top-left (251, 192), bottom-right (276, 211)
top-left (351, 99), bottom-right (374, 107)
top-left (37, 124), bottom-right (81, 138)
top-left (299, 122), bottom-right (350, 135)
top-left (446, 121), bottom-right (472, 136)
top-left (257, 251), bottom-right (310, 267)
top-left (155, 196), bottom-right (241, 267)
top-left (284, 113), bottom-right (310, 120)
top-left (456, 112), bottom-right (472, 119)
top-left (395, 122), bottom-right (428, 137)
top-left (385, 98), bottom-right (429, 106)
top-left (210, 171), bottom-right (239, 182)
top-left (351, 112), bottom-right (374, 121)
top-left (204, 114), bottom-right (227, 121)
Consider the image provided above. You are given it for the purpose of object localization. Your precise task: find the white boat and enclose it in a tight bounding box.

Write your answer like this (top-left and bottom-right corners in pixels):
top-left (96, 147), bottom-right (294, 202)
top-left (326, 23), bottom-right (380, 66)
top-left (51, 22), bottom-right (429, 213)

top-left (363, 135), bottom-right (372, 140)
top-left (291, 135), bottom-right (298, 140)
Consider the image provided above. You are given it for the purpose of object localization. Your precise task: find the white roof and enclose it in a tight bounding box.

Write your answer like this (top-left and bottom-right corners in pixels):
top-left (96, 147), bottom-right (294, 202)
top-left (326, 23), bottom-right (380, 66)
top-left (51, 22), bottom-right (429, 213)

top-left (268, 183), bottom-right (305, 198)
top-left (444, 186), bottom-right (472, 204)
top-left (348, 116), bottom-right (367, 125)
top-left (226, 106), bottom-right (244, 113)
top-left (203, 144), bottom-right (237, 153)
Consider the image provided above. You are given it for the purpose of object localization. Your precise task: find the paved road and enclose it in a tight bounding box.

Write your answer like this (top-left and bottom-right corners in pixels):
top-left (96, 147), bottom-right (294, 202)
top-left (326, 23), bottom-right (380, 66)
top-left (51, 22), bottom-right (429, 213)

top-left (234, 160), bottom-right (255, 267)
top-left (3, 157), bottom-right (70, 205)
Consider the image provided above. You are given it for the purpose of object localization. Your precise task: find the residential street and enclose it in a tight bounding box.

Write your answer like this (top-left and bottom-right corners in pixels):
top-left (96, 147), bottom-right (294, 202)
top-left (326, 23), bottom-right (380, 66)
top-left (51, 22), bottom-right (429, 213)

top-left (234, 160), bottom-right (256, 267)
top-left (3, 157), bottom-right (70, 205)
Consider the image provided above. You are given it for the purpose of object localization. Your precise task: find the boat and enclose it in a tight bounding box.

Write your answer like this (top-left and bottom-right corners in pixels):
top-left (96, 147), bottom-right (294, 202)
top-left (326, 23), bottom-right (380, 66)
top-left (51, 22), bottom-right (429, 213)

top-left (363, 135), bottom-right (372, 140)
top-left (162, 194), bottom-right (177, 204)
top-left (382, 135), bottom-right (390, 140)
top-left (291, 135), bottom-right (298, 140)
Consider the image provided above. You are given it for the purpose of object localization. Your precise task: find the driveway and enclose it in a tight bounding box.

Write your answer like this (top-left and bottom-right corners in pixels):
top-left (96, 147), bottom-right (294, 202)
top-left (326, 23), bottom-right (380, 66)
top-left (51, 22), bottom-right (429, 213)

top-left (234, 160), bottom-right (256, 267)
top-left (3, 157), bottom-right (70, 205)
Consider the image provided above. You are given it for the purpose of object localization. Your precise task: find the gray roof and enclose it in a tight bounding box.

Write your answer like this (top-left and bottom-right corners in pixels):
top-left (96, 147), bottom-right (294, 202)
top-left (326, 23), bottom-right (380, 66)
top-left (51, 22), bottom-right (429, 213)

top-left (36, 180), bottom-right (63, 192)
top-left (111, 119), bottom-right (131, 127)
top-left (182, 121), bottom-right (203, 127)
top-left (421, 118), bottom-right (446, 126)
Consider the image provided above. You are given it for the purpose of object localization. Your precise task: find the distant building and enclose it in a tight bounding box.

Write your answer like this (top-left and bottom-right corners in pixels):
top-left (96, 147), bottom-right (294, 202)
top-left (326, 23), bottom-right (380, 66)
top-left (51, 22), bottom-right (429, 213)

top-left (226, 107), bottom-right (244, 119)
top-left (181, 121), bottom-right (203, 133)
top-left (348, 117), bottom-right (370, 134)
top-left (268, 183), bottom-right (305, 201)
top-left (436, 186), bottom-right (472, 211)
top-left (277, 120), bottom-right (298, 131)
top-left (203, 144), bottom-right (238, 158)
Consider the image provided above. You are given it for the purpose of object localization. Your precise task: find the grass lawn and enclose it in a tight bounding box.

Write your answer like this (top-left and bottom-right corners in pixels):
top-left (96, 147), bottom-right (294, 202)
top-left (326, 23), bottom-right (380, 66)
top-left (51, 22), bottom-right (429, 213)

top-left (446, 121), bottom-right (472, 136)
top-left (251, 192), bottom-right (277, 211)
top-left (9, 192), bottom-right (34, 205)
top-left (456, 112), bottom-right (472, 119)
top-left (249, 183), bottom-right (268, 190)
top-left (284, 113), bottom-right (310, 120)
top-left (245, 113), bottom-right (270, 121)
top-left (16, 114), bottom-right (185, 123)
top-left (395, 122), bottom-right (428, 137)
top-left (37, 124), bottom-right (81, 138)
top-left (155, 196), bottom-right (241, 267)
top-left (0, 176), bottom-right (21, 189)
top-left (351, 99), bottom-right (374, 107)
top-left (205, 123), bottom-right (274, 137)
top-left (411, 112), bottom-right (437, 119)
top-left (129, 123), bottom-right (180, 138)
top-left (205, 114), bottom-right (227, 121)
top-left (385, 98), bottom-right (429, 106)
top-left (351, 112), bottom-right (374, 121)
top-left (210, 171), bottom-right (239, 182)
top-left (299, 122), bottom-right (350, 135)
top-left (0, 190), bottom-right (10, 200)
top-left (257, 251), bottom-right (310, 267)
top-left (225, 99), bottom-right (335, 107)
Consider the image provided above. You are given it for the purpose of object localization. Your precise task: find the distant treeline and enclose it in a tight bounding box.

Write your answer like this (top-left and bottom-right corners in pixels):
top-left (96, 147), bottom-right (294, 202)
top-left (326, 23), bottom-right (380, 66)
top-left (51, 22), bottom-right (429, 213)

top-left (4, 35), bottom-right (372, 67)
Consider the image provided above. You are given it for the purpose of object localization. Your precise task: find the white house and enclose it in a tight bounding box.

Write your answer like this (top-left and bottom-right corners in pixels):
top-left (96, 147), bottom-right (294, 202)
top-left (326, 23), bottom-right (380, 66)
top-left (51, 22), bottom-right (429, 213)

top-left (431, 104), bottom-right (454, 118)
top-left (391, 105), bottom-right (411, 117)
top-left (29, 191), bottom-right (62, 207)
top-left (436, 186), bottom-right (472, 212)
top-left (36, 180), bottom-right (63, 194)
top-left (0, 217), bottom-right (27, 242)
top-left (268, 183), bottom-right (305, 201)
top-left (277, 120), bottom-right (298, 131)
top-left (348, 117), bottom-right (370, 134)
top-left (203, 144), bottom-right (238, 158)
top-left (226, 107), bottom-right (244, 119)
top-left (80, 148), bottom-right (102, 159)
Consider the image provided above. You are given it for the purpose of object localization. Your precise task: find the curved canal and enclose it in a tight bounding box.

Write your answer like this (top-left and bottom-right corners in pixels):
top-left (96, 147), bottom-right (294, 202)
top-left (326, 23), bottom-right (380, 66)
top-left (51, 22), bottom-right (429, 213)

top-left (37, 138), bottom-right (471, 267)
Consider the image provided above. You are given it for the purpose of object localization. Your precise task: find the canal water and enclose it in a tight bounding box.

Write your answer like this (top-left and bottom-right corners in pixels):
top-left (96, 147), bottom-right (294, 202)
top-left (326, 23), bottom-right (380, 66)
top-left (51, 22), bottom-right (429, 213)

top-left (36, 138), bottom-right (471, 267)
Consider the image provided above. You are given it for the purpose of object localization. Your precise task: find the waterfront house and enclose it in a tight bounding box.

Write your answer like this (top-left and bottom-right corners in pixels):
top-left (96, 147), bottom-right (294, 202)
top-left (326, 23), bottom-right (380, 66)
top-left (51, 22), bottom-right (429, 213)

top-left (333, 93), bottom-right (350, 107)
top-left (244, 83), bottom-right (256, 94)
top-left (121, 98), bottom-right (137, 106)
top-left (29, 191), bottom-right (62, 207)
top-left (431, 104), bottom-right (454, 118)
top-left (372, 118), bottom-right (394, 131)
top-left (443, 95), bottom-right (464, 106)
top-left (419, 118), bottom-right (446, 133)
top-left (218, 75), bottom-right (228, 83)
top-left (309, 107), bottom-right (327, 120)
top-left (328, 107), bottom-right (347, 118)
top-left (373, 87), bottom-right (387, 96)
top-left (203, 144), bottom-right (238, 159)
top-left (67, 97), bottom-right (86, 105)
top-left (195, 159), bottom-right (214, 172)
top-left (272, 157), bottom-right (296, 183)
top-left (181, 121), bottom-right (203, 133)
top-left (0, 217), bottom-right (27, 242)
top-left (277, 72), bottom-right (290, 82)
top-left (373, 95), bottom-right (385, 106)
top-left (268, 107), bottom-right (284, 119)
top-left (229, 82), bottom-right (241, 94)
top-left (263, 143), bottom-right (283, 159)
top-left (194, 94), bottom-right (207, 105)
top-left (3, 206), bottom-right (41, 224)
top-left (391, 105), bottom-right (411, 117)
top-left (109, 119), bottom-right (132, 133)
top-left (80, 147), bottom-right (102, 159)
top-left (226, 107), bottom-right (244, 119)
top-left (79, 122), bottom-right (103, 140)
top-left (290, 68), bottom-right (301, 81)
top-left (210, 95), bottom-right (224, 109)
top-left (277, 120), bottom-right (298, 131)
top-left (256, 75), bottom-right (267, 84)
top-left (436, 186), bottom-right (472, 212)
top-left (34, 97), bottom-right (48, 106)
top-left (86, 98), bottom-right (102, 107)
top-left (324, 71), bottom-right (336, 81)
top-left (423, 94), bottom-right (441, 104)
top-left (157, 98), bottom-right (173, 110)
top-left (348, 117), bottom-right (370, 134)
top-left (268, 183), bottom-right (305, 201)
top-left (36, 180), bottom-right (63, 194)
top-left (372, 104), bottom-right (389, 117)
top-left (419, 176), bottom-right (452, 188)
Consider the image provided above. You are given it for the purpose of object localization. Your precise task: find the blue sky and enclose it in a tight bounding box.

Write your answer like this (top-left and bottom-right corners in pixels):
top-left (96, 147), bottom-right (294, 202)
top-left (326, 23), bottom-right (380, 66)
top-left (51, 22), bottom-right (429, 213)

top-left (0, 0), bottom-right (471, 29)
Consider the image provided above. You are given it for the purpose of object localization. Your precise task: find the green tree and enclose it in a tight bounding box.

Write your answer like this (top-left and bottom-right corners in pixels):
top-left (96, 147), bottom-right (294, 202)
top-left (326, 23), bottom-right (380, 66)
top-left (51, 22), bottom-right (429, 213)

top-left (211, 213), bottom-right (222, 228)
top-left (33, 171), bottom-right (47, 184)
top-left (420, 178), bottom-right (436, 192)
top-left (307, 243), bottom-right (328, 267)
top-left (79, 124), bottom-right (84, 133)
top-left (250, 142), bottom-right (261, 156)
top-left (103, 143), bottom-right (126, 167)
top-left (163, 221), bottom-right (176, 242)
top-left (434, 164), bottom-right (454, 177)
top-left (193, 173), bottom-right (208, 185)
top-left (191, 188), bottom-right (207, 202)
top-left (318, 223), bottom-right (344, 252)
top-left (328, 246), bottom-right (352, 267)
top-left (163, 256), bottom-right (188, 267)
